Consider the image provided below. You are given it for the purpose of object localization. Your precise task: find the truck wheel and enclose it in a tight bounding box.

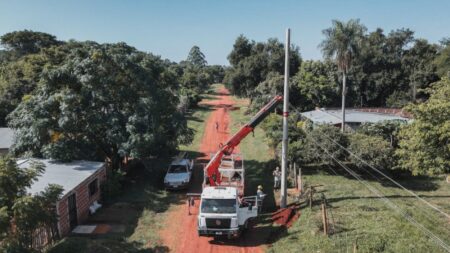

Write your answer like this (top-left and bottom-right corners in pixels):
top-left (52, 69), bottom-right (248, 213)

top-left (243, 220), bottom-right (249, 231)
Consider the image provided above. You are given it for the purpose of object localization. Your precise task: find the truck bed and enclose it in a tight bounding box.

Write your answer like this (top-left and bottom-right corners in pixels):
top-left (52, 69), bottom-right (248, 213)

top-left (205, 153), bottom-right (245, 195)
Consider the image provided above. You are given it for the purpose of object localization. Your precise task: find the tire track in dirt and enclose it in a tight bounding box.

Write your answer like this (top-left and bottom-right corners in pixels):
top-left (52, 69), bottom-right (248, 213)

top-left (159, 87), bottom-right (263, 253)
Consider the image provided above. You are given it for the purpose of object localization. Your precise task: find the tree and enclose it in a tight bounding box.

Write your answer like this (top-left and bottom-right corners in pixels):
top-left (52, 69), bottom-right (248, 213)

top-left (402, 39), bottom-right (439, 101)
top-left (8, 42), bottom-right (193, 170)
top-left (0, 156), bottom-right (63, 252)
top-left (320, 19), bottom-right (366, 131)
top-left (228, 35), bottom-right (252, 66)
top-left (434, 44), bottom-right (450, 78)
top-left (396, 78), bottom-right (450, 175)
top-left (357, 120), bottom-right (405, 148)
top-left (0, 39), bottom-right (85, 126)
top-left (349, 133), bottom-right (394, 170)
top-left (187, 45), bottom-right (207, 67)
top-left (292, 60), bottom-right (340, 111)
top-left (0, 30), bottom-right (61, 58)
top-left (224, 35), bottom-right (301, 99)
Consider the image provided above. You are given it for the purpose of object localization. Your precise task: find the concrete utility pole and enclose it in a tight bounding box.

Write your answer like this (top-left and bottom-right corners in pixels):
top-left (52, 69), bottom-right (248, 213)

top-left (341, 72), bottom-right (346, 132)
top-left (281, 28), bottom-right (290, 208)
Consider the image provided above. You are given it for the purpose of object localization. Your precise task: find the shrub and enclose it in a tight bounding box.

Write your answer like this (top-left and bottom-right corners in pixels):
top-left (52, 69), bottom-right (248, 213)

top-left (349, 133), bottom-right (394, 170)
top-left (100, 170), bottom-right (125, 203)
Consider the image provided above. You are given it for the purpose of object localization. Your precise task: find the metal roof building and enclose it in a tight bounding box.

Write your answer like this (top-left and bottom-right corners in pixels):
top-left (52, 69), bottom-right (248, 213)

top-left (18, 159), bottom-right (105, 196)
top-left (0, 127), bottom-right (14, 153)
top-left (301, 108), bottom-right (410, 127)
top-left (17, 159), bottom-right (107, 237)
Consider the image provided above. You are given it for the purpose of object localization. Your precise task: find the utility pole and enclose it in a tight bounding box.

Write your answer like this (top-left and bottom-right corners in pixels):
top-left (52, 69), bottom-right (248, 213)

top-left (281, 28), bottom-right (290, 208)
top-left (341, 72), bottom-right (346, 132)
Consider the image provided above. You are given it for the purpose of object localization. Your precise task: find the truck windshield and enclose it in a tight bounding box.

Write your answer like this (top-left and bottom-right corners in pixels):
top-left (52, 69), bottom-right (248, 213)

top-left (201, 199), bottom-right (236, 213)
top-left (168, 165), bottom-right (187, 173)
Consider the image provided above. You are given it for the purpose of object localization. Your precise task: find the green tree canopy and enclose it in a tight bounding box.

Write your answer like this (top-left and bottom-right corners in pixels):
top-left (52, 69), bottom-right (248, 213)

top-left (8, 42), bottom-right (193, 169)
top-left (396, 78), bottom-right (450, 175)
top-left (292, 60), bottom-right (340, 111)
top-left (0, 30), bottom-right (61, 57)
top-left (434, 43), bottom-right (450, 78)
top-left (224, 36), bottom-right (301, 98)
top-left (187, 45), bottom-right (207, 67)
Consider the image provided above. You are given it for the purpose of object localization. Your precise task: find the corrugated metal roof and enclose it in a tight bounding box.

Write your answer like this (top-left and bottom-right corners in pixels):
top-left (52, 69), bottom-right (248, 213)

top-left (0, 128), bottom-right (14, 149)
top-left (18, 159), bottom-right (105, 196)
top-left (301, 109), bottom-right (409, 125)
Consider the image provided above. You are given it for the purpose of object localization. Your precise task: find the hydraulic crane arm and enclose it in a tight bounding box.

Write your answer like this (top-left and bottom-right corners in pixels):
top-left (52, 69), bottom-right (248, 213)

top-left (205, 95), bottom-right (283, 186)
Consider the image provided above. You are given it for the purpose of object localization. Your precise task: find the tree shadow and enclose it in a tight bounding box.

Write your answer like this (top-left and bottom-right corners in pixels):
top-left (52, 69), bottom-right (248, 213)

top-left (208, 214), bottom-right (288, 247)
top-left (54, 158), bottom-right (181, 252)
top-left (243, 159), bottom-right (279, 212)
top-left (185, 105), bottom-right (213, 122)
top-left (48, 236), bottom-right (170, 253)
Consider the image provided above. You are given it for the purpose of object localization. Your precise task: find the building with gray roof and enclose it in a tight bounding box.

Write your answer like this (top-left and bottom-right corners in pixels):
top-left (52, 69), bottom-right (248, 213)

top-left (301, 108), bottom-right (410, 130)
top-left (0, 127), bottom-right (14, 154)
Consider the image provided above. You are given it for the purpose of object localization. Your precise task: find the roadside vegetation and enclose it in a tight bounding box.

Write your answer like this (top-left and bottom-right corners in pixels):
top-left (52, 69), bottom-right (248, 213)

top-left (48, 89), bottom-right (214, 253)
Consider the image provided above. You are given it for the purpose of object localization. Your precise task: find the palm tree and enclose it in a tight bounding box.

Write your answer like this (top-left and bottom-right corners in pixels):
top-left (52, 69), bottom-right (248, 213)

top-left (320, 19), bottom-right (366, 132)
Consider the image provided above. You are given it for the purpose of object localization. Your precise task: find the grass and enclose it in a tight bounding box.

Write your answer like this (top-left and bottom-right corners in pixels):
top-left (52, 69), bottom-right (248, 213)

top-left (228, 92), bottom-right (450, 252)
top-left (267, 166), bottom-right (450, 253)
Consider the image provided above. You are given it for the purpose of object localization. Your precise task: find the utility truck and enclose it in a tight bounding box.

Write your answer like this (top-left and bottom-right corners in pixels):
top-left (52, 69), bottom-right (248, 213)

top-left (197, 95), bottom-right (283, 238)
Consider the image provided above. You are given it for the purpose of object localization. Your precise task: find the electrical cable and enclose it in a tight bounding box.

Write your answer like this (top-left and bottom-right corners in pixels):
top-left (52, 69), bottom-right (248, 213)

top-left (302, 131), bottom-right (450, 252)
top-left (289, 103), bottom-right (450, 220)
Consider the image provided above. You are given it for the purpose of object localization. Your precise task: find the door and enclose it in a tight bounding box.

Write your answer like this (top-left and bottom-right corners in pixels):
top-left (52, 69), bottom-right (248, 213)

top-left (68, 193), bottom-right (78, 230)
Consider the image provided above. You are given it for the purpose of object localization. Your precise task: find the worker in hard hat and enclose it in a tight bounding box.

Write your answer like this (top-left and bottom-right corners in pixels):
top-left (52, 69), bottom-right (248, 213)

top-left (256, 185), bottom-right (265, 212)
top-left (257, 185), bottom-right (264, 197)
top-left (273, 166), bottom-right (281, 190)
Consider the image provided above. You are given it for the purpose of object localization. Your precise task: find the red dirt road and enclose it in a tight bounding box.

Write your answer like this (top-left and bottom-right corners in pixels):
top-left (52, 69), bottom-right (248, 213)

top-left (159, 87), bottom-right (264, 253)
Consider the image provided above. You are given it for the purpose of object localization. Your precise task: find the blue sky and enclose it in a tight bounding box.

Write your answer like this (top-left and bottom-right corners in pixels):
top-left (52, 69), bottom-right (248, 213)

top-left (0, 0), bottom-right (449, 65)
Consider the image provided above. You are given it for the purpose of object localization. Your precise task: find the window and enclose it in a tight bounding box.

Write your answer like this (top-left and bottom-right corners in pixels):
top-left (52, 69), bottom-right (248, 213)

top-left (89, 179), bottom-right (98, 197)
top-left (168, 165), bottom-right (188, 174)
top-left (201, 199), bottom-right (237, 214)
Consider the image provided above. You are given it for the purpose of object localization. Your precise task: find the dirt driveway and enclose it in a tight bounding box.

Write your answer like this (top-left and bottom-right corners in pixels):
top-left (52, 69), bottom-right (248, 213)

top-left (159, 87), bottom-right (267, 253)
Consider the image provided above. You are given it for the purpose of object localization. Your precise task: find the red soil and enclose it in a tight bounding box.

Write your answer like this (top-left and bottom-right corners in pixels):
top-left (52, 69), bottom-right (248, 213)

top-left (271, 207), bottom-right (300, 228)
top-left (159, 87), bottom-right (263, 253)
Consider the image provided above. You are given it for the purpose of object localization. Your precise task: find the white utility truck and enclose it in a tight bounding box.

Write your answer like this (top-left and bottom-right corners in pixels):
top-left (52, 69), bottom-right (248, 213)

top-left (196, 96), bottom-right (283, 238)
top-left (197, 154), bottom-right (260, 238)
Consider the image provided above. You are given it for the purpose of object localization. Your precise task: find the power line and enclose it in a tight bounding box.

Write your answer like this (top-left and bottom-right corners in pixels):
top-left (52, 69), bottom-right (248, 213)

top-left (289, 103), bottom-right (450, 221)
top-left (303, 131), bottom-right (450, 252)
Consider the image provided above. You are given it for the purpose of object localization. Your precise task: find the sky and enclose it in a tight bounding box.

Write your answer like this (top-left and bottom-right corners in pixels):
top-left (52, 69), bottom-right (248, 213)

top-left (0, 0), bottom-right (449, 65)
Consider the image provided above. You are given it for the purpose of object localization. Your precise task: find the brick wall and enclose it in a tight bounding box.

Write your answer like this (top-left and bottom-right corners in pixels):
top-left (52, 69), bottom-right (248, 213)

top-left (57, 165), bottom-right (107, 236)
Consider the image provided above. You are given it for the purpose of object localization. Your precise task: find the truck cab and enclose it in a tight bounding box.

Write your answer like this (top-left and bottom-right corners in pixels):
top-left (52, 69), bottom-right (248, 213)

top-left (197, 186), bottom-right (258, 238)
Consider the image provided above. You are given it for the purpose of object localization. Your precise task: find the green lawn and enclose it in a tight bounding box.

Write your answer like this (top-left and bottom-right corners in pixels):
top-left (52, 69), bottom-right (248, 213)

top-left (267, 166), bottom-right (450, 253)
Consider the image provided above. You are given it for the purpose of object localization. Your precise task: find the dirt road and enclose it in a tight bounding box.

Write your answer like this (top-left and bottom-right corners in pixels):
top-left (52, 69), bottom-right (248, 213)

top-left (159, 87), bottom-right (264, 253)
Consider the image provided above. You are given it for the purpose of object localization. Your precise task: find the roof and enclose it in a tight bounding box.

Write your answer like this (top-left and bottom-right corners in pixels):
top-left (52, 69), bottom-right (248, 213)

top-left (18, 159), bottom-right (105, 196)
top-left (301, 109), bottom-right (410, 125)
top-left (0, 128), bottom-right (14, 149)
top-left (201, 186), bottom-right (237, 199)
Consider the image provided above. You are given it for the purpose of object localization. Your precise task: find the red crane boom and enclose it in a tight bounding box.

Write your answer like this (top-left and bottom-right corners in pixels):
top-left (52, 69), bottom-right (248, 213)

top-left (205, 95), bottom-right (283, 186)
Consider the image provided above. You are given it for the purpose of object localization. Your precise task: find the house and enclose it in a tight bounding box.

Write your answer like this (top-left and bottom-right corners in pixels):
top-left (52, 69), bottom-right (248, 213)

top-left (0, 127), bottom-right (14, 154)
top-left (301, 108), bottom-right (410, 130)
top-left (18, 159), bottom-right (107, 237)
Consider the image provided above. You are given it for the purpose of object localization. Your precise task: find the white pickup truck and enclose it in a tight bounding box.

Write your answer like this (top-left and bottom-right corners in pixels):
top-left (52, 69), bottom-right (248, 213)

top-left (164, 155), bottom-right (194, 190)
